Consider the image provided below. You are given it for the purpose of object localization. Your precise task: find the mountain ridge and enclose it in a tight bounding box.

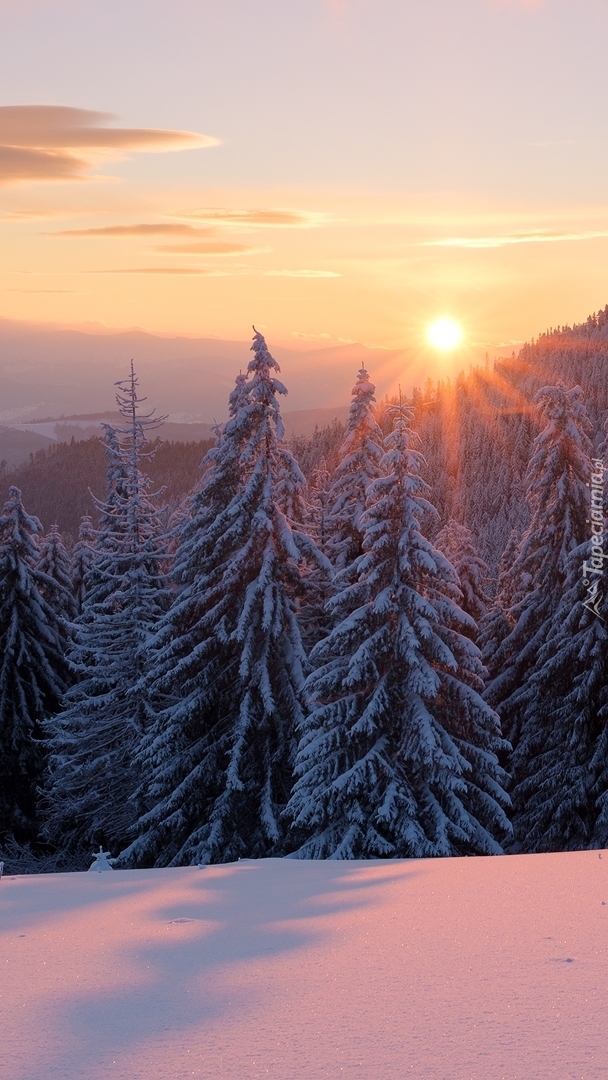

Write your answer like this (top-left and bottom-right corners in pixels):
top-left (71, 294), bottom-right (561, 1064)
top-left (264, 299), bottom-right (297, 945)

top-left (0, 317), bottom-right (516, 424)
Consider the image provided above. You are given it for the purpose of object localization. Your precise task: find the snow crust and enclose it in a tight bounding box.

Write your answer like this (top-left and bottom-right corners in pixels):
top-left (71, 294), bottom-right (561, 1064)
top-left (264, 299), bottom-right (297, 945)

top-left (2, 852), bottom-right (607, 1079)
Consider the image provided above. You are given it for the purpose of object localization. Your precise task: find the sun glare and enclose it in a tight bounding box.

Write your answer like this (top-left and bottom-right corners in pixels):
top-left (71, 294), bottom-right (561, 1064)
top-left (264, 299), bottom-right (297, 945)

top-left (426, 318), bottom-right (463, 351)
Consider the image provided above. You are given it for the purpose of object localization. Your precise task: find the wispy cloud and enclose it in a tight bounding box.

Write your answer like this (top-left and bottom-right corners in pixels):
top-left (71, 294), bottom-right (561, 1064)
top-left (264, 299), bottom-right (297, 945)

top-left (86, 267), bottom-right (232, 276)
top-left (0, 105), bottom-right (218, 186)
top-left (53, 222), bottom-right (209, 238)
top-left (265, 269), bottom-right (340, 278)
top-left (0, 207), bottom-right (62, 220)
top-left (291, 331), bottom-right (333, 341)
top-left (423, 230), bottom-right (608, 249)
top-left (160, 242), bottom-right (271, 256)
top-left (176, 207), bottom-right (326, 228)
top-left (83, 265), bottom-right (340, 278)
top-left (48, 215), bottom-right (327, 240)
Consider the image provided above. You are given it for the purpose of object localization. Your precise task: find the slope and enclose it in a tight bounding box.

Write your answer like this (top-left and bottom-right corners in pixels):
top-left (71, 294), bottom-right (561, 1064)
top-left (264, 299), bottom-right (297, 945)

top-left (1, 852), bottom-right (606, 1080)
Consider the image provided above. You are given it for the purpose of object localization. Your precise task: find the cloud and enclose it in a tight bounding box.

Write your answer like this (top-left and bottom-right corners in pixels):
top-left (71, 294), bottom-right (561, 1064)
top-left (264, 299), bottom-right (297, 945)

top-left (82, 265), bottom-right (340, 278)
top-left (87, 267), bottom-right (232, 276)
top-left (53, 223), bottom-right (209, 238)
top-left (265, 269), bottom-right (340, 278)
top-left (0, 207), bottom-right (62, 220)
top-left (176, 208), bottom-right (326, 228)
top-left (0, 105), bottom-right (218, 186)
top-left (290, 330), bottom-right (356, 345)
top-left (0, 145), bottom-right (86, 184)
top-left (160, 242), bottom-right (271, 256)
top-left (291, 331), bottom-right (333, 341)
top-left (0, 105), bottom-right (215, 151)
top-left (49, 215), bottom-right (327, 240)
top-left (423, 230), bottom-right (608, 249)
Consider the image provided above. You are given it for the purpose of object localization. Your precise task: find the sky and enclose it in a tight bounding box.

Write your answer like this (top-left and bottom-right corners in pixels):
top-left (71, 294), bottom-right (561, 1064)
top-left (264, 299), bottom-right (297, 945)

top-left (1, 0), bottom-right (608, 366)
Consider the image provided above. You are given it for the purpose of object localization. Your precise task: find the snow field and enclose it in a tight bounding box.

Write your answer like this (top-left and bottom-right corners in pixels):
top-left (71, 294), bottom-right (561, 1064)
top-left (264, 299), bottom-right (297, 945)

top-left (2, 851), bottom-right (607, 1080)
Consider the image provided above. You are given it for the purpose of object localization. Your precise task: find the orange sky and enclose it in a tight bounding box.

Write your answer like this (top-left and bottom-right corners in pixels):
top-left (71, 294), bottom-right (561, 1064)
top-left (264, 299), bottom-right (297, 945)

top-left (1, 1), bottom-right (608, 366)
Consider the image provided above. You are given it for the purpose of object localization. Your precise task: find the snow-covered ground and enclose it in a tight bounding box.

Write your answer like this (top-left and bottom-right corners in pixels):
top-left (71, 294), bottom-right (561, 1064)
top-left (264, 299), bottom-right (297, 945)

top-left (2, 852), bottom-right (607, 1080)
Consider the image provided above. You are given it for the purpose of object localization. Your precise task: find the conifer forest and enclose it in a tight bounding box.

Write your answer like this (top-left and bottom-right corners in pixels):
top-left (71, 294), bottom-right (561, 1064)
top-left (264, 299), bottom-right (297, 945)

top-left (3, 311), bottom-right (608, 872)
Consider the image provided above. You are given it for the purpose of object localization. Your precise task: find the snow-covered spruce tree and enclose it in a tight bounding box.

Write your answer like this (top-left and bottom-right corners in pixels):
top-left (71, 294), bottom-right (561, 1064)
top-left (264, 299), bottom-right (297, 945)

top-left (42, 365), bottom-right (170, 856)
top-left (478, 528), bottom-right (522, 690)
top-left (70, 514), bottom-right (95, 616)
top-left (509, 526), bottom-right (608, 851)
top-left (0, 487), bottom-right (70, 845)
top-left (38, 524), bottom-right (77, 620)
top-left (275, 443), bottom-right (333, 656)
top-left (477, 601), bottom-right (512, 684)
top-left (296, 457), bottom-right (335, 654)
top-left (308, 457), bottom-right (333, 553)
top-left (435, 518), bottom-right (491, 629)
top-left (89, 423), bottom-right (130, 568)
top-left (275, 444), bottom-right (308, 527)
top-left (286, 401), bottom-right (511, 859)
top-left (327, 366), bottom-right (384, 570)
top-left (119, 331), bottom-right (314, 867)
top-left (290, 418), bottom-right (345, 483)
top-left (484, 384), bottom-right (593, 747)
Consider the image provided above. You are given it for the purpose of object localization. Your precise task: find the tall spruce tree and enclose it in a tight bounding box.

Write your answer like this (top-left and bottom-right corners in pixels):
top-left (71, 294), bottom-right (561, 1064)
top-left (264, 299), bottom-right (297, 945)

top-left (435, 519), bottom-right (491, 629)
top-left (286, 402), bottom-right (511, 859)
top-left (327, 366), bottom-right (384, 570)
top-left (484, 384), bottom-right (593, 747)
top-left (43, 366), bottom-right (169, 856)
top-left (38, 524), bottom-right (77, 620)
top-left (295, 458), bottom-right (335, 655)
top-left (0, 487), bottom-right (70, 845)
top-left (478, 529), bottom-right (522, 694)
top-left (120, 331), bottom-right (314, 868)
top-left (308, 458), bottom-right (333, 553)
top-left (275, 436), bottom-right (333, 656)
top-left (70, 514), bottom-right (95, 616)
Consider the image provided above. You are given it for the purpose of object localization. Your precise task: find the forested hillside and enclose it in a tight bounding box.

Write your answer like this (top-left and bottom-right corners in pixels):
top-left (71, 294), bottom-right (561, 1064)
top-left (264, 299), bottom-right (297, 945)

top-left (2, 312), bottom-right (608, 872)
top-left (0, 437), bottom-right (213, 540)
top-left (0, 426), bottom-right (55, 469)
top-left (408, 310), bottom-right (608, 567)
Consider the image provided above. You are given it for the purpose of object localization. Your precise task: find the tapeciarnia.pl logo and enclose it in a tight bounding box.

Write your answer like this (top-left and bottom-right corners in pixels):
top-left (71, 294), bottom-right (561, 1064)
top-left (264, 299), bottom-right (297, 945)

top-left (582, 459), bottom-right (606, 620)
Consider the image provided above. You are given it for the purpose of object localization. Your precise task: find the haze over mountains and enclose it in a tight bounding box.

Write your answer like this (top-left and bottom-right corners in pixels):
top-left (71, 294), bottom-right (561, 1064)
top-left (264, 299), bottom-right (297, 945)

top-left (0, 317), bottom-right (514, 426)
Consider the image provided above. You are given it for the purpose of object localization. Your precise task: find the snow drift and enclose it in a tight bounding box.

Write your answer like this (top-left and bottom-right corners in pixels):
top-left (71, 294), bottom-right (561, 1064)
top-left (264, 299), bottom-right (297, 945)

top-left (2, 851), bottom-right (607, 1080)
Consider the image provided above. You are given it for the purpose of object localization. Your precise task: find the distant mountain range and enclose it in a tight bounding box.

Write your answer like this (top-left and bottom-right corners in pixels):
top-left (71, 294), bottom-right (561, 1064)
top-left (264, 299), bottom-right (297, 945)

top-left (0, 317), bottom-right (516, 426)
top-left (0, 426), bottom-right (55, 469)
top-left (8, 405), bottom-right (351, 441)
top-left (0, 406), bottom-right (353, 469)
top-left (8, 415), bottom-right (215, 445)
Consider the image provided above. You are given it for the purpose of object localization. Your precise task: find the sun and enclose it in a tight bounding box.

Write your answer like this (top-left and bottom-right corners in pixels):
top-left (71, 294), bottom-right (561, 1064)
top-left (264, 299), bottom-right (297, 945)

top-left (426, 317), bottom-right (463, 351)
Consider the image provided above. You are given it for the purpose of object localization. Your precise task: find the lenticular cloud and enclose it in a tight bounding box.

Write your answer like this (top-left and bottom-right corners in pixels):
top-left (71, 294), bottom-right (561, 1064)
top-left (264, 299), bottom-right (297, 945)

top-left (0, 105), bottom-right (218, 185)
